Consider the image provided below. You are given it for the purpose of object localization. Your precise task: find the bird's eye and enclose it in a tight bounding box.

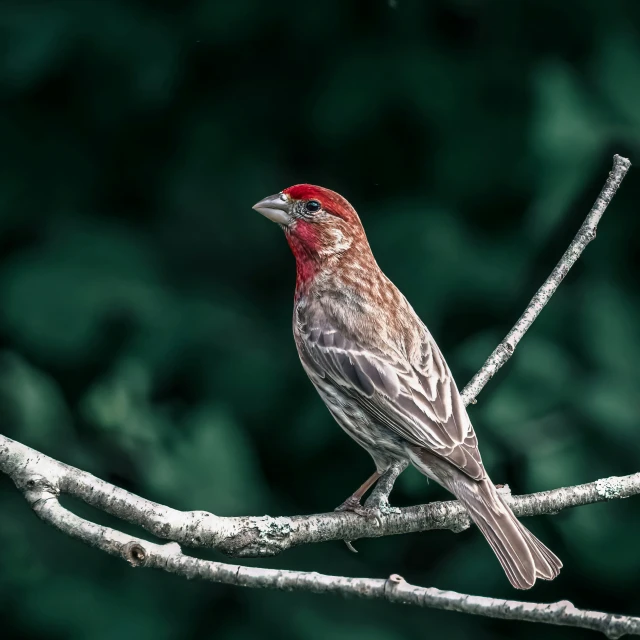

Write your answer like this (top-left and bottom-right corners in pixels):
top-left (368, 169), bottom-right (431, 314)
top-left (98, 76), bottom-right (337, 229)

top-left (305, 200), bottom-right (321, 213)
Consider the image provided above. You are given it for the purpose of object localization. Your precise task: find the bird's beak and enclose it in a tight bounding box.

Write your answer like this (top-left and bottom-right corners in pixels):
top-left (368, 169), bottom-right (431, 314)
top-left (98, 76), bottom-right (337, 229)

top-left (252, 193), bottom-right (292, 225)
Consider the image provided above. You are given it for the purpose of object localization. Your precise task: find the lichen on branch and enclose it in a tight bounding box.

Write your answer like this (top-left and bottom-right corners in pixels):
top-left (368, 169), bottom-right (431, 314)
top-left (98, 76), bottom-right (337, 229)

top-left (0, 155), bottom-right (634, 636)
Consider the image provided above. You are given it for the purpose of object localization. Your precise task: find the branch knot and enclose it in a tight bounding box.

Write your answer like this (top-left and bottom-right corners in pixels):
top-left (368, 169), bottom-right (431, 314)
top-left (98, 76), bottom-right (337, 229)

top-left (122, 542), bottom-right (147, 567)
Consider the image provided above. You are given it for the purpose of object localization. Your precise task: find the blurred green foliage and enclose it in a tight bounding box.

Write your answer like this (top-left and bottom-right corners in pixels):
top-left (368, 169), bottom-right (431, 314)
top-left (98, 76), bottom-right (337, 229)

top-left (1, 1), bottom-right (640, 638)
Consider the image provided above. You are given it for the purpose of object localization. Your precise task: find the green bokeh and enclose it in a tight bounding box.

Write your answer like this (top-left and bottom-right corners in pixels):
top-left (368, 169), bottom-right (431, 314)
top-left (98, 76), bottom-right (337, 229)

top-left (1, 1), bottom-right (639, 638)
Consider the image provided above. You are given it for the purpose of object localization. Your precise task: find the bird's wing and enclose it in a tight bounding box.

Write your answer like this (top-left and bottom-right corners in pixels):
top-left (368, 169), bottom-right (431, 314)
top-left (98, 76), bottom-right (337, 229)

top-left (297, 316), bottom-right (485, 481)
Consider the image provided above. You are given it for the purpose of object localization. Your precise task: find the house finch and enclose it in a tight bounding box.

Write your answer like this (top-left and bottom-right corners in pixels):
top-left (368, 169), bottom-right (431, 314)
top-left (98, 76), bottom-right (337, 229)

top-left (253, 184), bottom-right (562, 589)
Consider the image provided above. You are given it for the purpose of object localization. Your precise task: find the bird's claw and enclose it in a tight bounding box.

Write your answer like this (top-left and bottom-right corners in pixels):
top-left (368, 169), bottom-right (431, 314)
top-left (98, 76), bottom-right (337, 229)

top-left (335, 498), bottom-right (383, 527)
top-left (334, 495), bottom-right (362, 513)
top-left (364, 494), bottom-right (400, 517)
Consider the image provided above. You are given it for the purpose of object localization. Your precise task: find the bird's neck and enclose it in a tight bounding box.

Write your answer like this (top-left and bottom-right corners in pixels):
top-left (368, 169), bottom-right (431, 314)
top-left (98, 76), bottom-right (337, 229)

top-left (285, 231), bottom-right (324, 297)
top-left (292, 245), bottom-right (380, 302)
top-left (285, 219), bottom-right (377, 299)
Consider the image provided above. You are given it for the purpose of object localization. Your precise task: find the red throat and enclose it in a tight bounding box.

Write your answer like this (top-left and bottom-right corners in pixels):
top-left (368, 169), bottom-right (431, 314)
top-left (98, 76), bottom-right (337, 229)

top-left (285, 220), bottom-right (322, 296)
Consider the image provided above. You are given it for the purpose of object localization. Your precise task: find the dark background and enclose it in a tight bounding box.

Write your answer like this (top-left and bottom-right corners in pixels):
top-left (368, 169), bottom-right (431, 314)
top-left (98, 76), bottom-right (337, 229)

top-left (1, 1), bottom-right (639, 638)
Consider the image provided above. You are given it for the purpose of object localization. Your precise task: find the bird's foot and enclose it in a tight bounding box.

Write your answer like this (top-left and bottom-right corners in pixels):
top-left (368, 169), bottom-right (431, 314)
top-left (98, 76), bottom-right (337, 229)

top-left (364, 493), bottom-right (401, 516)
top-left (334, 496), bottom-right (383, 527)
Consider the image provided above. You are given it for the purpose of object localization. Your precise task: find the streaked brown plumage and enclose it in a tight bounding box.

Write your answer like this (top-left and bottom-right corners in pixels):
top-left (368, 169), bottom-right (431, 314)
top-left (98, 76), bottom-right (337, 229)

top-left (253, 184), bottom-right (562, 589)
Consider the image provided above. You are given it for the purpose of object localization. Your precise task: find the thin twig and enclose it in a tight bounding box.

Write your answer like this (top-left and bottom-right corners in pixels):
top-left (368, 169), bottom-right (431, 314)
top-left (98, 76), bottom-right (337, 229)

top-left (460, 154), bottom-right (631, 405)
top-left (0, 155), bottom-right (634, 635)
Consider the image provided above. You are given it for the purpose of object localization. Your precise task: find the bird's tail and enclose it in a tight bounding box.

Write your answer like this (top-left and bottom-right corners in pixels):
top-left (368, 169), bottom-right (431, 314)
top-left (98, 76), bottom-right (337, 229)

top-left (411, 450), bottom-right (561, 589)
top-left (455, 478), bottom-right (562, 589)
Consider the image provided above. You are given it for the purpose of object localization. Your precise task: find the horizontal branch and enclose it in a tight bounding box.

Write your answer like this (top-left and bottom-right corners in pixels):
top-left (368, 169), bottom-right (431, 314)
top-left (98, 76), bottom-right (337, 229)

top-left (2, 434), bottom-right (639, 557)
top-left (13, 472), bottom-right (640, 639)
top-left (0, 155), bottom-right (633, 635)
top-left (1, 158), bottom-right (630, 559)
top-left (460, 154), bottom-right (631, 405)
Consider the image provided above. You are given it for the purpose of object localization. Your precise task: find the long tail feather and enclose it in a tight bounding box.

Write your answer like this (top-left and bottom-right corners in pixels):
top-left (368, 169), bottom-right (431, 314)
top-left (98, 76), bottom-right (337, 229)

top-left (411, 450), bottom-right (562, 589)
top-left (454, 478), bottom-right (561, 589)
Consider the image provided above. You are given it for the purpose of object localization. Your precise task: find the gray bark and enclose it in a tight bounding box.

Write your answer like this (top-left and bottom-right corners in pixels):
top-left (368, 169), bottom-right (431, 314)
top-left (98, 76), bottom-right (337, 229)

top-left (3, 461), bottom-right (638, 639)
top-left (461, 154), bottom-right (631, 405)
top-left (0, 155), bottom-right (634, 636)
top-left (2, 434), bottom-right (638, 557)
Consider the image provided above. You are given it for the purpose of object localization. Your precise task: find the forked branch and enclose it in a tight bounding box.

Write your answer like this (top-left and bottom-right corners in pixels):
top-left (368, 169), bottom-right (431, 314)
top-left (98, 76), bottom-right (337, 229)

top-left (11, 481), bottom-right (640, 639)
top-left (0, 155), bottom-right (633, 636)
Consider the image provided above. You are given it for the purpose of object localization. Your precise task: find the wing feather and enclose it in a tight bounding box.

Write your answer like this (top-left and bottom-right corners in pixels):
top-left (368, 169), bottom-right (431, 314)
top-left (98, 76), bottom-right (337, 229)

top-left (297, 313), bottom-right (485, 481)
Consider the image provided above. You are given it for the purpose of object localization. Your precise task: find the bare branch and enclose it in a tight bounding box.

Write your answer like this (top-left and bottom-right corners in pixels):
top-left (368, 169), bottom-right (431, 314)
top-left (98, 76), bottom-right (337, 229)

top-left (0, 155), bottom-right (634, 635)
top-left (12, 473), bottom-right (640, 639)
top-left (461, 154), bottom-right (631, 405)
top-left (2, 434), bottom-right (639, 558)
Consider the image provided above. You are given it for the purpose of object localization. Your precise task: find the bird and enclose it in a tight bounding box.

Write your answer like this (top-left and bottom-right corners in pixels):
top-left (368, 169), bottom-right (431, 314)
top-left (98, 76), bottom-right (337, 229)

top-left (252, 184), bottom-right (562, 589)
